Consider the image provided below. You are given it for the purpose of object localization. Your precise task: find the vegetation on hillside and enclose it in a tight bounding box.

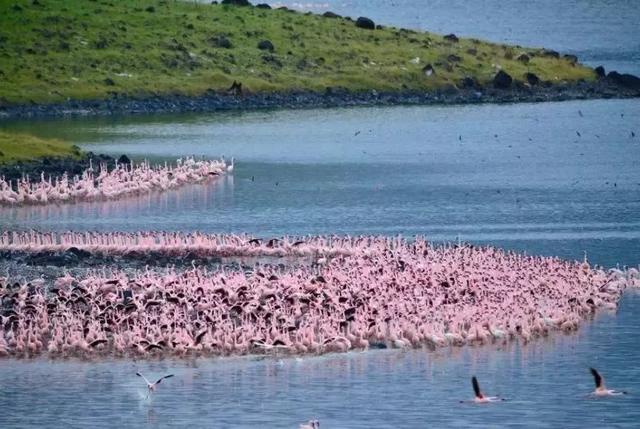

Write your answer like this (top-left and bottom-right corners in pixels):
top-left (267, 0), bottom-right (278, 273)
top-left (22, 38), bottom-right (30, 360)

top-left (0, 131), bottom-right (81, 164)
top-left (0, 0), bottom-right (596, 104)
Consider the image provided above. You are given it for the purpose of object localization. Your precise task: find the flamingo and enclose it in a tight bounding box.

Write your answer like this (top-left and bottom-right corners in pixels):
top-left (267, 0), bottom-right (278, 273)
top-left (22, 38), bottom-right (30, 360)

top-left (590, 368), bottom-right (627, 396)
top-left (136, 372), bottom-right (175, 398)
top-left (462, 376), bottom-right (505, 403)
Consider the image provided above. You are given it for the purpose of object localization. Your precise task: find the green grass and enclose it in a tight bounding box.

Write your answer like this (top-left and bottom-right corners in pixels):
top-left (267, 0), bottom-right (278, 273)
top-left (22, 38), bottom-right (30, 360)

top-left (0, 0), bottom-right (597, 105)
top-left (0, 131), bottom-right (81, 164)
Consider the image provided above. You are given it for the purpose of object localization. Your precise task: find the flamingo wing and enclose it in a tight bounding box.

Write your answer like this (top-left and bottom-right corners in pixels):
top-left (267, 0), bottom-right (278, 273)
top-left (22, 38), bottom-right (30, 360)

top-left (155, 374), bottom-right (174, 385)
top-left (472, 376), bottom-right (483, 398)
top-left (136, 372), bottom-right (151, 385)
top-left (590, 368), bottom-right (603, 388)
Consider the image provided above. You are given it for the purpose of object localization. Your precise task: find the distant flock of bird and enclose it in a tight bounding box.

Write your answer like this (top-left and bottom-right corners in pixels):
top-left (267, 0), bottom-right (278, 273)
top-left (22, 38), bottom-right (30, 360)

top-left (0, 231), bottom-right (359, 260)
top-left (1, 236), bottom-right (638, 360)
top-left (0, 157), bottom-right (232, 206)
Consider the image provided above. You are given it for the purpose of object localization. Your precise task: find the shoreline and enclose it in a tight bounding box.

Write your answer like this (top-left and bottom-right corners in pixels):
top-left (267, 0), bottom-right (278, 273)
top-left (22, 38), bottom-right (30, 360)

top-left (1, 80), bottom-right (638, 120)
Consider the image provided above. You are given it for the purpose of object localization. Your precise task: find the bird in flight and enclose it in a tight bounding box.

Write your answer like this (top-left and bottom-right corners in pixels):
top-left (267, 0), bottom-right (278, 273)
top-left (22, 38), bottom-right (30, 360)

top-left (590, 368), bottom-right (627, 396)
top-left (136, 372), bottom-right (174, 398)
top-left (462, 376), bottom-right (506, 403)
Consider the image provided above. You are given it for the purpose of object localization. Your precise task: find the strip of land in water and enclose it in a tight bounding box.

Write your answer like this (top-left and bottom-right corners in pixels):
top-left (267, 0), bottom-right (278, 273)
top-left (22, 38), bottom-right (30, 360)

top-left (0, 0), bottom-right (638, 120)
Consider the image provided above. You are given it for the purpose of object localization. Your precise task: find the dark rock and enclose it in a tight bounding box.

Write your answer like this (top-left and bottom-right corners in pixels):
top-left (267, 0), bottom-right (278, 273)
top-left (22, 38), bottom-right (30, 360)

top-left (104, 77), bottom-right (115, 86)
top-left (95, 38), bottom-right (109, 49)
top-left (227, 80), bottom-right (242, 95)
top-left (376, 24), bottom-right (385, 30)
top-left (447, 54), bottom-right (462, 63)
top-left (594, 66), bottom-right (606, 78)
top-left (322, 11), bottom-right (340, 18)
top-left (117, 154), bottom-right (131, 165)
top-left (262, 54), bottom-right (282, 67)
top-left (221, 0), bottom-right (251, 5)
top-left (493, 70), bottom-right (513, 88)
top-left (443, 33), bottom-right (459, 42)
top-left (460, 76), bottom-right (478, 89)
top-left (516, 53), bottom-right (530, 64)
top-left (541, 49), bottom-right (560, 58)
top-left (145, 6), bottom-right (155, 12)
top-left (255, 3), bottom-right (271, 8)
top-left (466, 48), bottom-right (478, 56)
top-left (257, 39), bottom-right (274, 51)
top-left (524, 72), bottom-right (540, 86)
top-left (355, 16), bottom-right (375, 30)
top-left (607, 71), bottom-right (640, 90)
top-left (211, 35), bottom-right (232, 49)
top-left (434, 61), bottom-right (453, 72)
top-left (563, 54), bottom-right (578, 64)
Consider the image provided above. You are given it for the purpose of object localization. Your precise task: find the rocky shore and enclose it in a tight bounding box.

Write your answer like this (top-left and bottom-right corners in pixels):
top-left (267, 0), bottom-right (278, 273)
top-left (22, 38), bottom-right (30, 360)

top-left (1, 77), bottom-right (638, 120)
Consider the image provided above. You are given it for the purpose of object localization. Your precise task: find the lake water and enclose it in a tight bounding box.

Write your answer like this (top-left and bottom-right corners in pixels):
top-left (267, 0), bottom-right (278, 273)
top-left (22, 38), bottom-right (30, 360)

top-left (2, 1), bottom-right (640, 427)
top-left (1, 291), bottom-right (639, 428)
top-left (1, 99), bottom-right (639, 267)
top-left (270, 0), bottom-right (640, 75)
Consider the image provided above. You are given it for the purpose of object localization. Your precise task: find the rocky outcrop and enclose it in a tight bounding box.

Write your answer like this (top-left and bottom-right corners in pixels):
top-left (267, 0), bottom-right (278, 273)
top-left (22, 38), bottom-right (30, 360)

top-left (221, 0), bottom-right (251, 6)
top-left (493, 70), bottom-right (513, 88)
top-left (257, 40), bottom-right (274, 52)
top-left (607, 71), bottom-right (640, 90)
top-left (524, 72), bottom-right (540, 86)
top-left (322, 11), bottom-right (341, 18)
top-left (355, 17), bottom-right (375, 30)
top-left (459, 77), bottom-right (478, 89)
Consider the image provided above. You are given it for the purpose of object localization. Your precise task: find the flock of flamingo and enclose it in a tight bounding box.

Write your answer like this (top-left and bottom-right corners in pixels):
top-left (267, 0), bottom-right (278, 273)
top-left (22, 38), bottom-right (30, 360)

top-left (0, 231), bottom-right (360, 260)
top-left (0, 155), bottom-right (636, 428)
top-left (0, 157), bottom-right (232, 206)
top-left (1, 233), bottom-right (638, 358)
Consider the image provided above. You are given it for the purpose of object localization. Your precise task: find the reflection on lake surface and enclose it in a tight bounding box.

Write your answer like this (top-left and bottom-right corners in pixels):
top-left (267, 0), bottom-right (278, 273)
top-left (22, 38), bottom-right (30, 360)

top-left (1, 292), bottom-right (640, 428)
top-left (1, 99), bottom-right (639, 267)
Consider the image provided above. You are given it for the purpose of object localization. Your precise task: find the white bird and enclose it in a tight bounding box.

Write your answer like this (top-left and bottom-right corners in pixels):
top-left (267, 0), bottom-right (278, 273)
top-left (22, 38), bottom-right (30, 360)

top-left (590, 368), bottom-right (627, 396)
top-left (462, 376), bottom-right (505, 403)
top-left (227, 157), bottom-right (235, 173)
top-left (299, 420), bottom-right (320, 429)
top-left (136, 372), bottom-right (174, 398)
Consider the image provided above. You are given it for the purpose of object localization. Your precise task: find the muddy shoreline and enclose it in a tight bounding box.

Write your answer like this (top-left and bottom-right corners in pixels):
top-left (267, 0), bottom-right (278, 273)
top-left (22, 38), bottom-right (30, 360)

top-left (1, 79), bottom-right (638, 120)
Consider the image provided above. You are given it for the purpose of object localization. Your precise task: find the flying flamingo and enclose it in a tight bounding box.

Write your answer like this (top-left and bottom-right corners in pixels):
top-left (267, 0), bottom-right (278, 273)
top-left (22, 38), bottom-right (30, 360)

top-left (590, 368), bottom-right (628, 396)
top-left (461, 376), bottom-right (505, 403)
top-left (136, 372), bottom-right (174, 398)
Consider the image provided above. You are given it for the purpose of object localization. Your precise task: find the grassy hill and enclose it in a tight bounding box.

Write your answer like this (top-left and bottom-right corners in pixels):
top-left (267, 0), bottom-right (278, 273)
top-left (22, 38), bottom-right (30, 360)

top-left (0, 0), bottom-right (596, 105)
top-left (0, 131), bottom-right (80, 164)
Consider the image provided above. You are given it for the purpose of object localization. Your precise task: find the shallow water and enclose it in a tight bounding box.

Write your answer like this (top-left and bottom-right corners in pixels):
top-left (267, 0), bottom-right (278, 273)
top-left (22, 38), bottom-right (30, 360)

top-left (2, 99), bottom-right (639, 267)
top-left (1, 291), bottom-right (639, 429)
top-left (270, 0), bottom-right (640, 75)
